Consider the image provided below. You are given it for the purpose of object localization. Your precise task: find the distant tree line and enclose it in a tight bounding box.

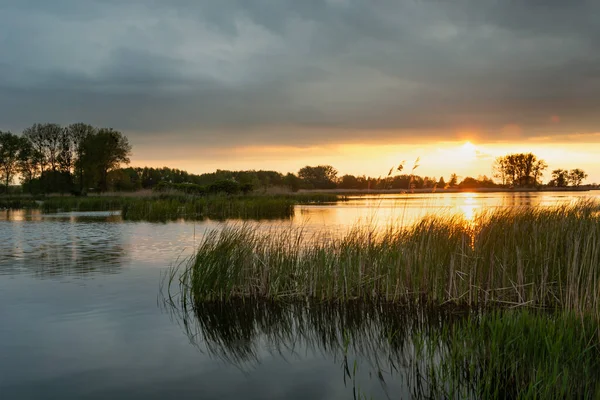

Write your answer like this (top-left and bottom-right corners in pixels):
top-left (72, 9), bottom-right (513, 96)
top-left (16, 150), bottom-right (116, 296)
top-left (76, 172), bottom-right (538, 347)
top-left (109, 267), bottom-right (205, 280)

top-left (548, 169), bottom-right (588, 188)
top-left (103, 155), bottom-right (589, 194)
top-left (153, 181), bottom-right (254, 196)
top-left (0, 123), bottom-right (131, 194)
top-left (2, 129), bottom-right (593, 194)
top-left (295, 153), bottom-right (590, 191)
top-left (105, 167), bottom-right (288, 194)
top-left (491, 153), bottom-right (589, 188)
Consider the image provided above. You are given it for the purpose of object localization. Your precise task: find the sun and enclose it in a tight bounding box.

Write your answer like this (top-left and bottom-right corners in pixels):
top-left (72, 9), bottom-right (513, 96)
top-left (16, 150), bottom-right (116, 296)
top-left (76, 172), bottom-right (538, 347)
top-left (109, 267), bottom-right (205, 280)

top-left (460, 141), bottom-right (477, 160)
top-left (462, 141), bottom-right (476, 152)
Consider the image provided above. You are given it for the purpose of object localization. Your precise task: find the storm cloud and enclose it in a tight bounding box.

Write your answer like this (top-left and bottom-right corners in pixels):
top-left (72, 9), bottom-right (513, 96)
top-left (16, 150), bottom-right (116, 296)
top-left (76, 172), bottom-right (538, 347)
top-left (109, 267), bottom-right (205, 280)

top-left (1, 0), bottom-right (599, 146)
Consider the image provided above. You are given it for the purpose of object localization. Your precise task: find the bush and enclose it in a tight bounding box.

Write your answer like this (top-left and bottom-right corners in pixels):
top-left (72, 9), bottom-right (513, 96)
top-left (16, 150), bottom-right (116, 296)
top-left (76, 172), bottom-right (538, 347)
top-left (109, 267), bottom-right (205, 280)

top-left (208, 180), bottom-right (241, 195)
top-left (153, 182), bottom-right (207, 195)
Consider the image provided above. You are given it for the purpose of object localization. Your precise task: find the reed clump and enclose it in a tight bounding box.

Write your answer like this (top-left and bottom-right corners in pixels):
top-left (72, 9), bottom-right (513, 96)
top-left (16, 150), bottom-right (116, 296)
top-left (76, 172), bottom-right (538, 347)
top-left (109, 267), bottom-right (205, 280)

top-left (178, 201), bottom-right (600, 314)
top-left (9, 193), bottom-right (345, 220)
top-left (41, 196), bottom-right (132, 212)
top-left (167, 200), bottom-right (600, 398)
top-left (121, 195), bottom-right (296, 221)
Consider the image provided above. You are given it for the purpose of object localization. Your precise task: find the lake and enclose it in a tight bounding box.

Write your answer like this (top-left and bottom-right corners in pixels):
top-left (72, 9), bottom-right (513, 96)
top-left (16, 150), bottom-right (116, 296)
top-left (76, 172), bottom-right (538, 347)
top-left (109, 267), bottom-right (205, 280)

top-left (1, 191), bottom-right (599, 399)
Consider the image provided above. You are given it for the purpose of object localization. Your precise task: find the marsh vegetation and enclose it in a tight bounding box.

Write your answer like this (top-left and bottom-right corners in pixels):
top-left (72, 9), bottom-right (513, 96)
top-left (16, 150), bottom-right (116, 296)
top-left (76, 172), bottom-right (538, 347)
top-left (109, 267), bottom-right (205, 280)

top-left (173, 202), bottom-right (600, 312)
top-left (1, 192), bottom-right (345, 221)
top-left (164, 201), bottom-right (600, 398)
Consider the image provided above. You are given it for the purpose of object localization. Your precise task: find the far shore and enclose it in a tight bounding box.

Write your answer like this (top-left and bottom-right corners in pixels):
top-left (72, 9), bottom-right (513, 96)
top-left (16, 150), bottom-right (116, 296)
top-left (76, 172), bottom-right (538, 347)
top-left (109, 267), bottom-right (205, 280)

top-left (296, 186), bottom-right (599, 195)
top-left (1, 186), bottom-right (598, 199)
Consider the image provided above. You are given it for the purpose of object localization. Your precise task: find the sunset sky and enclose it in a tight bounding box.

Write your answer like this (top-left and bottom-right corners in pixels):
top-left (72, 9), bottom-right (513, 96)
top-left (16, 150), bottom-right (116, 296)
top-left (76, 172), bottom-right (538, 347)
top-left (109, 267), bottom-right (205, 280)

top-left (1, 1), bottom-right (599, 183)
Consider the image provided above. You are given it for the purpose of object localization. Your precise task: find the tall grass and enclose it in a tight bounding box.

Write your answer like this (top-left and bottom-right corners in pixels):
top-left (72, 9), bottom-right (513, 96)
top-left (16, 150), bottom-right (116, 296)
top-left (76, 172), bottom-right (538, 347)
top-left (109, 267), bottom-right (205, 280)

top-left (164, 200), bottom-right (600, 398)
top-left (176, 201), bottom-right (600, 315)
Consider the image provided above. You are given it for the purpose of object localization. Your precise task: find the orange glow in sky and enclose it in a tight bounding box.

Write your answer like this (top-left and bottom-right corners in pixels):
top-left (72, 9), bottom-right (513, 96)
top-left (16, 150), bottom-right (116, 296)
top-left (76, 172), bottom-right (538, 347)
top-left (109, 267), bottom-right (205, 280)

top-left (131, 137), bottom-right (600, 184)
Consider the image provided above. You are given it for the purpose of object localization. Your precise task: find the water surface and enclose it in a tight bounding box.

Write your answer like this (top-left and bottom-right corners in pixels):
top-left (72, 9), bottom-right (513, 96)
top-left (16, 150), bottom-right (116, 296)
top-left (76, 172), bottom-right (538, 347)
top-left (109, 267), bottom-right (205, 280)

top-left (1, 191), bottom-right (598, 399)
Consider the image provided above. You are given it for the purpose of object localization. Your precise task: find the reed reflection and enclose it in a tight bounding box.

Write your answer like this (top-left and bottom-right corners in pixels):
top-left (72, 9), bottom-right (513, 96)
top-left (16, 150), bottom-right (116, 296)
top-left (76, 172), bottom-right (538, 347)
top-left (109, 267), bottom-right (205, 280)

top-left (163, 287), bottom-right (600, 398)
top-left (162, 295), bottom-right (471, 399)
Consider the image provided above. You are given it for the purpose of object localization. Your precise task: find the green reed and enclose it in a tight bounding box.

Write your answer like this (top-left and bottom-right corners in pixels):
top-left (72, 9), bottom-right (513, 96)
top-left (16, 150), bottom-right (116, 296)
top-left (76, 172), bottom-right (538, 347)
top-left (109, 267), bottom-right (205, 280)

top-left (10, 193), bottom-right (345, 220)
top-left (165, 200), bottom-right (600, 398)
top-left (178, 201), bottom-right (600, 315)
top-left (121, 195), bottom-right (296, 221)
top-left (41, 196), bottom-right (133, 212)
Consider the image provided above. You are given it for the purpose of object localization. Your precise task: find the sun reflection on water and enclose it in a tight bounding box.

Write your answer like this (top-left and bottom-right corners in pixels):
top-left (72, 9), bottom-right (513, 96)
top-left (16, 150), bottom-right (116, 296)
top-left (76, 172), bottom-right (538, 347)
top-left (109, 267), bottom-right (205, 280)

top-left (458, 193), bottom-right (481, 226)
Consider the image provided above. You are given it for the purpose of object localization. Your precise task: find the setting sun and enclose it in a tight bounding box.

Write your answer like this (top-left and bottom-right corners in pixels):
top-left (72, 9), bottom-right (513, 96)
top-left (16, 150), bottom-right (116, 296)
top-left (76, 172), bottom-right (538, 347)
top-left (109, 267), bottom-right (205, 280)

top-left (460, 141), bottom-right (477, 160)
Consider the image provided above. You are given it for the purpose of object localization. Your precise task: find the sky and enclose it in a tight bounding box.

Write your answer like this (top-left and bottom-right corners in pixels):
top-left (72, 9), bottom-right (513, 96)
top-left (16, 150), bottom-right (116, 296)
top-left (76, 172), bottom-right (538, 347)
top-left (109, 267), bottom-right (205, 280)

top-left (1, 0), bottom-right (599, 183)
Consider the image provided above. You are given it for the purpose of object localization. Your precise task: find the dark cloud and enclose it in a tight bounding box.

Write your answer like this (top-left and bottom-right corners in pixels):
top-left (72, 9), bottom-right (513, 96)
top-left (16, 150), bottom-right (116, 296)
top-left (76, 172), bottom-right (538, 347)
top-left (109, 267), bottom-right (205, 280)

top-left (1, 0), bottom-right (599, 147)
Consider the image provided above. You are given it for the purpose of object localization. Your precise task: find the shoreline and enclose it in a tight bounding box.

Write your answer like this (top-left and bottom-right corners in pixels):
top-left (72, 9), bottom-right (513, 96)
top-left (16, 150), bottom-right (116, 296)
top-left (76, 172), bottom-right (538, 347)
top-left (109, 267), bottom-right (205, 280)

top-left (296, 187), bottom-right (598, 195)
top-left (1, 186), bottom-right (597, 199)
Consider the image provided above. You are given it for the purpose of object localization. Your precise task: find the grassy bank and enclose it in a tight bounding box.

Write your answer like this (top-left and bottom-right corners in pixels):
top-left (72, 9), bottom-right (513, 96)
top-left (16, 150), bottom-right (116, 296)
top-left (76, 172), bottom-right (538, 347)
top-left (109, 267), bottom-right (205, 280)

top-left (285, 192), bottom-right (346, 203)
top-left (1, 195), bottom-right (136, 211)
top-left (176, 201), bottom-right (600, 314)
top-left (297, 186), bottom-right (596, 195)
top-left (0, 197), bottom-right (40, 209)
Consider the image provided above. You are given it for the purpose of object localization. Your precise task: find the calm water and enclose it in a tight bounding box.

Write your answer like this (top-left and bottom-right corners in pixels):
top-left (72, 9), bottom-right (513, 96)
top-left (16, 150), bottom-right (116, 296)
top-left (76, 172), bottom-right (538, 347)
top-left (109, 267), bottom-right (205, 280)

top-left (1, 192), bottom-right (598, 399)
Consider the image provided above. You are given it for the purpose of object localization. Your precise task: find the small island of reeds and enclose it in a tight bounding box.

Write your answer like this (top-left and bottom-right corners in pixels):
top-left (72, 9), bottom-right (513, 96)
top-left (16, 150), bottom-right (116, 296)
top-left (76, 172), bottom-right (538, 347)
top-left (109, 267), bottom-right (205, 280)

top-left (166, 201), bottom-right (600, 398)
top-left (0, 192), bottom-right (346, 221)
